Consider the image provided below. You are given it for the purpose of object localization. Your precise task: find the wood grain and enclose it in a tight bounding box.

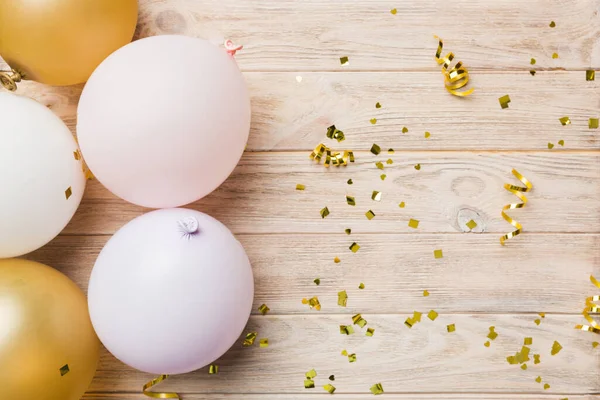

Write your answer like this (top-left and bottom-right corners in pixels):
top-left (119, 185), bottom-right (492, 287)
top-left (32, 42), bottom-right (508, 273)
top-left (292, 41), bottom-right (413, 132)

top-left (27, 234), bottom-right (599, 314)
top-left (131, 0), bottom-right (600, 71)
top-left (85, 314), bottom-right (598, 394)
top-left (84, 395), bottom-right (600, 400)
top-left (60, 152), bottom-right (600, 235)
top-left (13, 71), bottom-right (600, 151)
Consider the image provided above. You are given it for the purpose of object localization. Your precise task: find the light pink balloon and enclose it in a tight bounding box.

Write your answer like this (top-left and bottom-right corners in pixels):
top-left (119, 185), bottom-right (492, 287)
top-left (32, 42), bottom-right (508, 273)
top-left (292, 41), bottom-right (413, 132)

top-left (77, 35), bottom-right (251, 208)
top-left (87, 208), bottom-right (254, 374)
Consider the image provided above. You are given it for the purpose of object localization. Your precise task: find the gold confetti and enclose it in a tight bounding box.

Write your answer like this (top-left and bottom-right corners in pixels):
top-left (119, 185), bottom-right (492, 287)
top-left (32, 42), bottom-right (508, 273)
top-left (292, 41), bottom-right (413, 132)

top-left (423, 290), bottom-right (429, 297)
top-left (534, 318), bottom-right (541, 325)
top-left (304, 380), bottom-right (315, 389)
top-left (390, 8), bottom-right (397, 14)
top-left (347, 179), bottom-right (353, 185)
top-left (73, 150), bottom-right (81, 160)
top-left (260, 338), bottom-right (269, 348)
top-left (338, 290), bottom-right (348, 307)
top-left (348, 353), bottom-right (357, 363)
top-left (376, 102), bottom-right (382, 108)
top-left (466, 219), bottom-right (477, 229)
top-left (370, 383), bottom-right (384, 395)
top-left (530, 70), bottom-right (536, 76)
top-left (310, 143), bottom-right (355, 167)
top-left (488, 327), bottom-right (498, 340)
top-left (326, 125), bottom-right (345, 142)
top-left (521, 364), bottom-right (527, 370)
top-left (586, 70), bottom-right (596, 81)
top-left (558, 140), bottom-right (564, 146)
top-left (434, 36), bottom-right (474, 96)
top-left (209, 364), bottom-right (219, 374)
top-left (334, 257), bottom-right (341, 264)
top-left (340, 325), bottom-right (354, 335)
top-left (341, 350), bottom-right (348, 356)
top-left (408, 219), bottom-right (419, 229)
top-left (424, 131), bottom-right (431, 138)
top-left (548, 142), bottom-right (554, 149)
top-left (399, 202), bottom-right (406, 208)
top-left (349, 242), bottom-right (360, 253)
top-left (499, 95), bottom-right (511, 109)
top-left (386, 158), bottom-right (393, 165)
top-left (388, 148), bottom-right (395, 154)
top-left (500, 169), bottom-right (533, 245)
top-left (329, 375), bottom-right (335, 381)
top-left (589, 118), bottom-right (599, 129)
top-left (414, 163), bottom-right (421, 170)
top-left (434, 249), bottom-right (443, 259)
top-left (346, 195), bottom-right (356, 206)
top-left (359, 283), bottom-right (365, 289)
top-left (534, 354), bottom-right (541, 364)
top-left (559, 116), bottom-right (571, 126)
top-left (340, 56), bottom-right (349, 66)
top-left (307, 296), bottom-right (321, 311)
top-left (296, 184), bottom-right (306, 190)
top-left (506, 355), bottom-right (517, 365)
top-left (320, 207), bottom-right (330, 218)
top-left (447, 324), bottom-right (456, 332)
top-left (258, 304), bottom-right (270, 315)
top-left (306, 369), bottom-right (317, 379)
top-left (380, 174), bottom-right (387, 181)
top-left (143, 375), bottom-right (179, 399)
top-left (428, 310), bottom-right (439, 321)
top-left (370, 118), bottom-right (377, 125)
top-left (353, 313), bottom-right (367, 327)
top-left (412, 311), bottom-right (422, 322)
top-left (484, 341), bottom-right (490, 347)
top-left (366, 327), bottom-right (375, 336)
top-left (535, 376), bottom-right (542, 383)
top-left (539, 312), bottom-right (545, 318)
top-left (65, 187), bottom-right (72, 200)
top-left (544, 383), bottom-right (550, 390)
top-left (314, 278), bottom-right (320, 285)
top-left (365, 210), bottom-right (376, 220)
top-left (371, 191), bottom-right (382, 201)
top-left (530, 58), bottom-right (536, 65)
top-left (302, 298), bottom-right (308, 304)
top-left (551, 341), bottom-right (562, 355)
top-left (323, 384), bottom-right (336, 394)
top-left (552, 52), bottom-right (559, 59)
top-left (402, 127), bottom-right (408, 134)
top-left (404, 317), bottom-right (416, 328)
top-left (375, 161), bottom-right (384, 170)
top-left (345, 228), bottom-right (352, 235)
top-left (60, 364), bottom-right (70, 376)
top-left (549, 20), bottom-right (556, 27)
top-left (371, 144), bottom-right (381, 155)
top-left (524, 337), bottom-right (532, 345)
top-left (243, 332), bottom-right (258, 346)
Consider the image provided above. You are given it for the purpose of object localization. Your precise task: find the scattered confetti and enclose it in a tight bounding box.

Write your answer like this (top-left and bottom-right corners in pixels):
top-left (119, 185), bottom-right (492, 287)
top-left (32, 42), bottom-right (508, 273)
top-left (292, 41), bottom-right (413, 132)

top-left (352, 313), bottom-right (368, 327)
top-left (447, 324), bottom-right (456, 333)
top-left (326, 125), bottom-right (345, 142)
top-left (428, 310), bottom-right (439, 321)
top-left (535, 376), bottom-right (542, 383)
top-left (414, 163), bottom-right (421, 170)
top-left (434, 36), bottom-right (474, 96)
top-left (345, 228), bottom-right (351, 235)
top-left (314, 278), bottom-right (320, 285)
top-left (260, 338), bottom-right (269, 348)
top-left (589, 118), bottom-right (599, 129)
top-left (60, 364), bottom-right (70, 376)
top-left (258, 304), bottom-right (270, 315)
top-left (530, 58), bottom-right (536, 65)
top-left (349, 242), bottom-right (360, 253)
top-left (372, 191), bottom-right (382, 201)
top-left (534, 354), bottom-right (541, 364)
top-left (375, 161), bottom-right (384, 170)
top-left (413, 311), bottom-right (422, 322)
top-left (65, 187), bottom-right (72, 200)
top-left (558, 140), bottom-right (564, 146)
top-left (304, 380), bottom-right (315, 389)
top-left (310, 143), bottom-right (355, 167)
top-left (73, 150), bottom-right (81, 160)
top-left (323, 384), bottom-right (336, 394)
top-left (593, 342), bottom-right (599, 348)
top-left (359, 283), bottom-right (365, 289)
top-left (370, 383), bottom-right (384, 395)
top-left (340, 325), bottom-right (354, 335)
top-left (549, 21), bottom-right (556, 27)
top-left (243, 332), bottom-right (258, 346)
top-left (320, 207), bottom-right (330, 218)
top-left (296, 184), bottom-right (306, 190)
top-left (544, 383), bottom-right (550, 390)
top-left (521, 364), bottom-right (528, 370)
top-left (341, 350), bottom-right (348, 356)
top-left (366, 327), bottom-right (375, 336)
top-left (534, 318), bottom-right (541, 325)
top-left (306, 369), bottom-right (317, 379)
top-left (338, 290), bottom-right (348, 307)
top-left (399, 202), bottom-right (406, 208)
top-left (390, 8), bottom-right (397, 14)
top-left (380, 174), bottom-right (387, 181)
top-left (423, 290), bottom-right (429, 297)
top-left (524, 337), bottom-right (533, 345)
top-left (208, 364), bottom-right (219, 374)
top-left (499, 95), bottom-right (511, 109)
top-left (484, 341), bottom-right (491, 347)
top-left (552, 52), bottom-right (559, 59)
top-left (408, 219), bottom-right (420, 229)
top-left (346, 195), bottom-right (356, 206)
top-left (371, 144), bottom-right (381, 155)
top-left (466, 219), bottom-right (478, 229)
top-left (424, 131), bottom-right (431, 138)
top-left (488, 326), bottom-right (498, 340)
top-left (376, 102), bottom-right (382, 108)
top-left (365, 210), bottom-right (376, 220)
top-left (402, 127), bottom-right (408, 134)
top-left (586, 70), bottom-right (596, 81)
top-left (334, 257), bottom-right (341, 264)
top-left (548, 143), bottom-right (554, 149)
top-left (530, 70), bottom-right (536, 76)
top-left (434, 249), bottom-right (443, 259)
top-left (559, 116), bottom-right (571, 126)
top-left (348, 353), bottom-right (357, 363)
top-left (340, 56), bottom-right (349, 66)
top-left (386, 158), bottom-right (393, 165)
top-left (329, 375), bottom-right (335, 381)
top-left (500, 169), bottom-right (533, 245)
top-left (303, 297), bottom-right (321, 311)
top-left (347, 179), bottom-right (353, 185)
top-left (404, 317), bottom-right (416, 328)
top-left (370, 118), bottom-right (377, 125)
top-left (551, 341), bottom-right (562, 355)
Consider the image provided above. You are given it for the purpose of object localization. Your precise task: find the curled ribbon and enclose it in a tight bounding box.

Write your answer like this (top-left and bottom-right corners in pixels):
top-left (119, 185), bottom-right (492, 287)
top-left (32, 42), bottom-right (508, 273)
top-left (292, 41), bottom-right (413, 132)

top-left (500, 169), bottom-right (533, 245)
top-left (224, 39), bottom-right (243, 56)
top-left (142, 375), bottom-right (180, 399)
top-left (575, 275), bottom-right (600, 334)
top-left (309, 143), bottom-right (354, 167)
top-left (434, 36), bottom-right (474, 97)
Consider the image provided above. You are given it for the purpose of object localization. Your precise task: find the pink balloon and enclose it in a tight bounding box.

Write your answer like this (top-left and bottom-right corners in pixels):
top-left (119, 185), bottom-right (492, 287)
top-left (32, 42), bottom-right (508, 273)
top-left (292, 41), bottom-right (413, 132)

top-left (77, 36), bottom-right (251, 208)
top-left (87, 208), bottom-right (254, 374)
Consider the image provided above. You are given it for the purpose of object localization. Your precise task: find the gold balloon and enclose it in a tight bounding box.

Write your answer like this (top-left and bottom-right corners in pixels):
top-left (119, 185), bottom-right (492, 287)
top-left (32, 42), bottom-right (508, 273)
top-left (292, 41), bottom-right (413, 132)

top-left (0, 259), bottom-right (100, 400)
top-left (0, 0), bottom-right (138, 86)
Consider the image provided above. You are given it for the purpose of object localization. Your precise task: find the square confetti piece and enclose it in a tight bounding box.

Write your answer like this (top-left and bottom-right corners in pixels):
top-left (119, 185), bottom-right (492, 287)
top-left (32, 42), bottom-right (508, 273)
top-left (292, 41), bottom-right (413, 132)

top-left (590, 118), bottom-right (599, 129)
top-left (434, 249), bottom-right (443, 259)
top-left (587, 70), bottom-right (596, 81)
top-left (340, 56), bottom-right (349, 66)
top-left (447, 324), bottom-right (456, 333)
top-left (408, 219), bottom-right (419, 229)
top-left (499, 95), bottom-right (511, 109)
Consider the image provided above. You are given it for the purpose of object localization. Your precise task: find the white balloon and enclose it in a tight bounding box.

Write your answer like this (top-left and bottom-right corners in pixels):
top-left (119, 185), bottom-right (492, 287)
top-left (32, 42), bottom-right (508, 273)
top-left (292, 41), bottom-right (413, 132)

top-left (87, 208), bottom-right (254, 375)
top-left (0, 92), bottom-right (86, 258)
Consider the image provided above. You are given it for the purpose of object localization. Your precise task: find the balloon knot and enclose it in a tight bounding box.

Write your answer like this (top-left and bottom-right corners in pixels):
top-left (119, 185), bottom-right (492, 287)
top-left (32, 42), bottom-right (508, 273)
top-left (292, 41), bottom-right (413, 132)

top-left (178, 217), bottom-right (200, 239)
top-left (224, 40), bottom-right (243, 56)
top-left (0, 69), bottom-right (22, 92)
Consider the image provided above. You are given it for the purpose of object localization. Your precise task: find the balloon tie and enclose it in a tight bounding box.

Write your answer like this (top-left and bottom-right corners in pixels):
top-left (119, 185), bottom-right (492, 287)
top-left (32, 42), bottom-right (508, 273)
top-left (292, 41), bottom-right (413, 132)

top-left (224, 39), bottom-right (243, 56)
top-left (0, 68), bottom-right (22, 91)
top-left (142, 375), bottom-right (180, 399)
top-left (178, 217), bottom-right (200, 239)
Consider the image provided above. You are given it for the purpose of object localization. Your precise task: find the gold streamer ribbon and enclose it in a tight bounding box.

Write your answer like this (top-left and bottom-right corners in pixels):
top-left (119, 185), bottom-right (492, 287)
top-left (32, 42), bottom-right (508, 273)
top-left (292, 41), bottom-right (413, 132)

top-left (0, 68), bottom-right (22, 91)
top-left (575, 275), bottom-right (600, 334)
top-left (434, 36), bottom-right (474, 97)
top-left (142, 375), bottom-right (180, 399)
top-left (309, 143), bottom-right (354, 167)
top-left (500, 169), bottom-right (533, 245)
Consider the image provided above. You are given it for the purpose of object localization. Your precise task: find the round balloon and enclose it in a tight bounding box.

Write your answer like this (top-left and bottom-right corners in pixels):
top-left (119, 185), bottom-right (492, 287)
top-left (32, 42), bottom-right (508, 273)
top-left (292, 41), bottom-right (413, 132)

top-left (0, 259), bottom-right (101, 400)
top-left (0, 93), bottom-right (86, 258)
top-left (88, 208), bottom-right (254, 374)
top-left (0, 0), bottom-right (138, 86)
top-left (77, 35), bottom-right (251, 208)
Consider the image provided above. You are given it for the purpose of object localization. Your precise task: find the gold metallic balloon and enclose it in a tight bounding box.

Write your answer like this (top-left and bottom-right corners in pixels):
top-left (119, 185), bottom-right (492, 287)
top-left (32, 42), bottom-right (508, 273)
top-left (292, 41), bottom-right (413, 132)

top-left (0, 0), bottom-right (138, 87)
top-left (0, 259), bottom-right (100, 400)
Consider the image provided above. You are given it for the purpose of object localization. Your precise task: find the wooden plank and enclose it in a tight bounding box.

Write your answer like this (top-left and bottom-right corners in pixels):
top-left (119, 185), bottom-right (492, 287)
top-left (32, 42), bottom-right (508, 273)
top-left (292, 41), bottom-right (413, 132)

top-left (131, 0), bottom-right (600, 71)
top-left (85, 314), bottom-right (599, 394)
top-left (13, 71), bottom-right (600, 151)
top-left (84, 394), bottom-right (600, 399)
top-left (61, 152), bottom-right (599, 235)
top-left (27, 234), bottom-right (598, 314)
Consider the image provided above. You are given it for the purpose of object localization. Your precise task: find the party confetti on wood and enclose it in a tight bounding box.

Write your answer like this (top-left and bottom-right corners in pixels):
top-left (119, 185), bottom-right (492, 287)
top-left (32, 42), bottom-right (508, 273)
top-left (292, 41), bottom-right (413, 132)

top-left (424, 131), bottom-right (431, 138)
top-left (366, 328), bottom-right (375, 336)
top-left (428, 310), bottom-right (439, 321)
top-left (499, 95), bottom-right (511, 109)
top-left (365, 210), bottom-right (376, 220)
top-left (338, 290), bottom-right (348, 306)
top-left (402, 127), bottom-right (408, 134)
top-left (549, 20), bottom-right (556, 27)
top-left (372, 191), bottom-right (382, 201)
top-left (340, 57), bottom-right (349, 66)
top-left (334, 256), bottom-right (341, 264)
top-left (346, 195), bottom-right (356, 206)
top-left (548, 143), bottom-right (554, 149)
top-left (434, 249), bottom-right (443, 259)
top-left (260, 338), bottom-right (269, 348)
top-left (544, 383), bottom-right (550, 390)
top-left (466, 219), bottom-right (478, 229)
top-left (408, 219), bottom-right (420, 229)
top-left (341, 350), bottom-right (348, 356)
top-left (530, 70), bottom-right (536, 76)
top-left (348, 353), bottom-right (357, 363)
top-left (376, 102), bottom-right (382, 108)
top-left (345, 228), bottom-right (351, 235)
top-left (352, 313), bottom-right (368, 327)
top-left (347, 179), bottom-right (353, 185)
top-left (340, 325), bottom-right (354, 335)
top-left (258, 304), bottom-right (270, 315)
top-left (521, 364), bottom-right (527, 370)
top-left (60, 364), bottom-right (70, 376)
top-left (375, 161), bottom-right (384, 170)
top-left (575, 276), bottom-right (600, 334)
top-left (535, 376), bottom-right (542, 383)
top-left (390, 8), bottom-right (397, 14)
top-left (65, 187), bottom-right (72, 200)
top-left (370, 383), bottom-right (384, 395)
top-left (370, 118), bottom-right (377, 125)
top-left (142, 375), bottom-right (179, 399)
top-left (306, 369), bottom-right (317, 379)
top-left (524, 337), bottom-right (532, 345)
top-left (314, 278), bottom-right (320, 285)
top-left (380, 174), bottom-right (387, 180)
top-left (534, 354), bottom-right (541, 364)
top-left (243, 332), bottom-right (258, 346)
top-left (484, 341), bottom-right (490, 347)
top-left (434, 36), bottom-right (474, 96)
top-left (530, 58), bottom-right (536, 65)
top-left (304, 380), bottom-right (315, 389)
top-left (500, 169), bottom-right (533, 245)
top-left (423, 290), bottom-right (430, 296)
top-left (414, 163), bottom-right (421, 170)
top-left (326, 125), bottom-right (345, 142)
top-left (349, 242), bottom-right (360, 253)
top-left (320, 207), bottom-right (330, 218)
top-left (359, 283), bottom-right (365, 289)
top-left (488, 326), bottom-right (498, 340)
top-left (587, 70), bottom-right (596, 81)
top-left (447, 324), bottom-right (456, 332)
top-left (302, 296), bottom-right (322, 311)
top-left (310, 143), bottom-right (354, 167)
top-left (399, 202), bottom-right (406, 208)
top-left (589, 118), bottom-right (599, 129)
top-left (329, 375), bottom-right (335, 381)
top-left (323, 384), bottom-right (336, 394)
top-left (296, 184), bottom-right (306, 191)
top-left (593, 342), bottom-right (599, 348)
top-left (209, 364), bottom-right (219, 374)
top-left (371, 144), bottom-right (381, 155)
top-left (386, 158), bottom-right (393, 165)
top-left (534, 318), bottom-right (541, 325)
top-left (558, 140), bottom-right (564, 146)
top-left (559, 116), bottom-right (571, 126)
top-left (552, 52), bottom-right (559, 59)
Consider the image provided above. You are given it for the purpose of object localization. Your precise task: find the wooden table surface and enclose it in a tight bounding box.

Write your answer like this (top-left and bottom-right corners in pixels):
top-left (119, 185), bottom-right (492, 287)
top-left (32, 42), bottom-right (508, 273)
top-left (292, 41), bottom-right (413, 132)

top-left (16, 0), bottom-right (600, 398)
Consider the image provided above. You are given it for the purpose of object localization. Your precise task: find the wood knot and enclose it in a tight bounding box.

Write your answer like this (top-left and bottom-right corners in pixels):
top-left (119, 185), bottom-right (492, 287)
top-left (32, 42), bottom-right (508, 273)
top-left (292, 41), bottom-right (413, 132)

top-left (155, 10), bottom-right (187, 34)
